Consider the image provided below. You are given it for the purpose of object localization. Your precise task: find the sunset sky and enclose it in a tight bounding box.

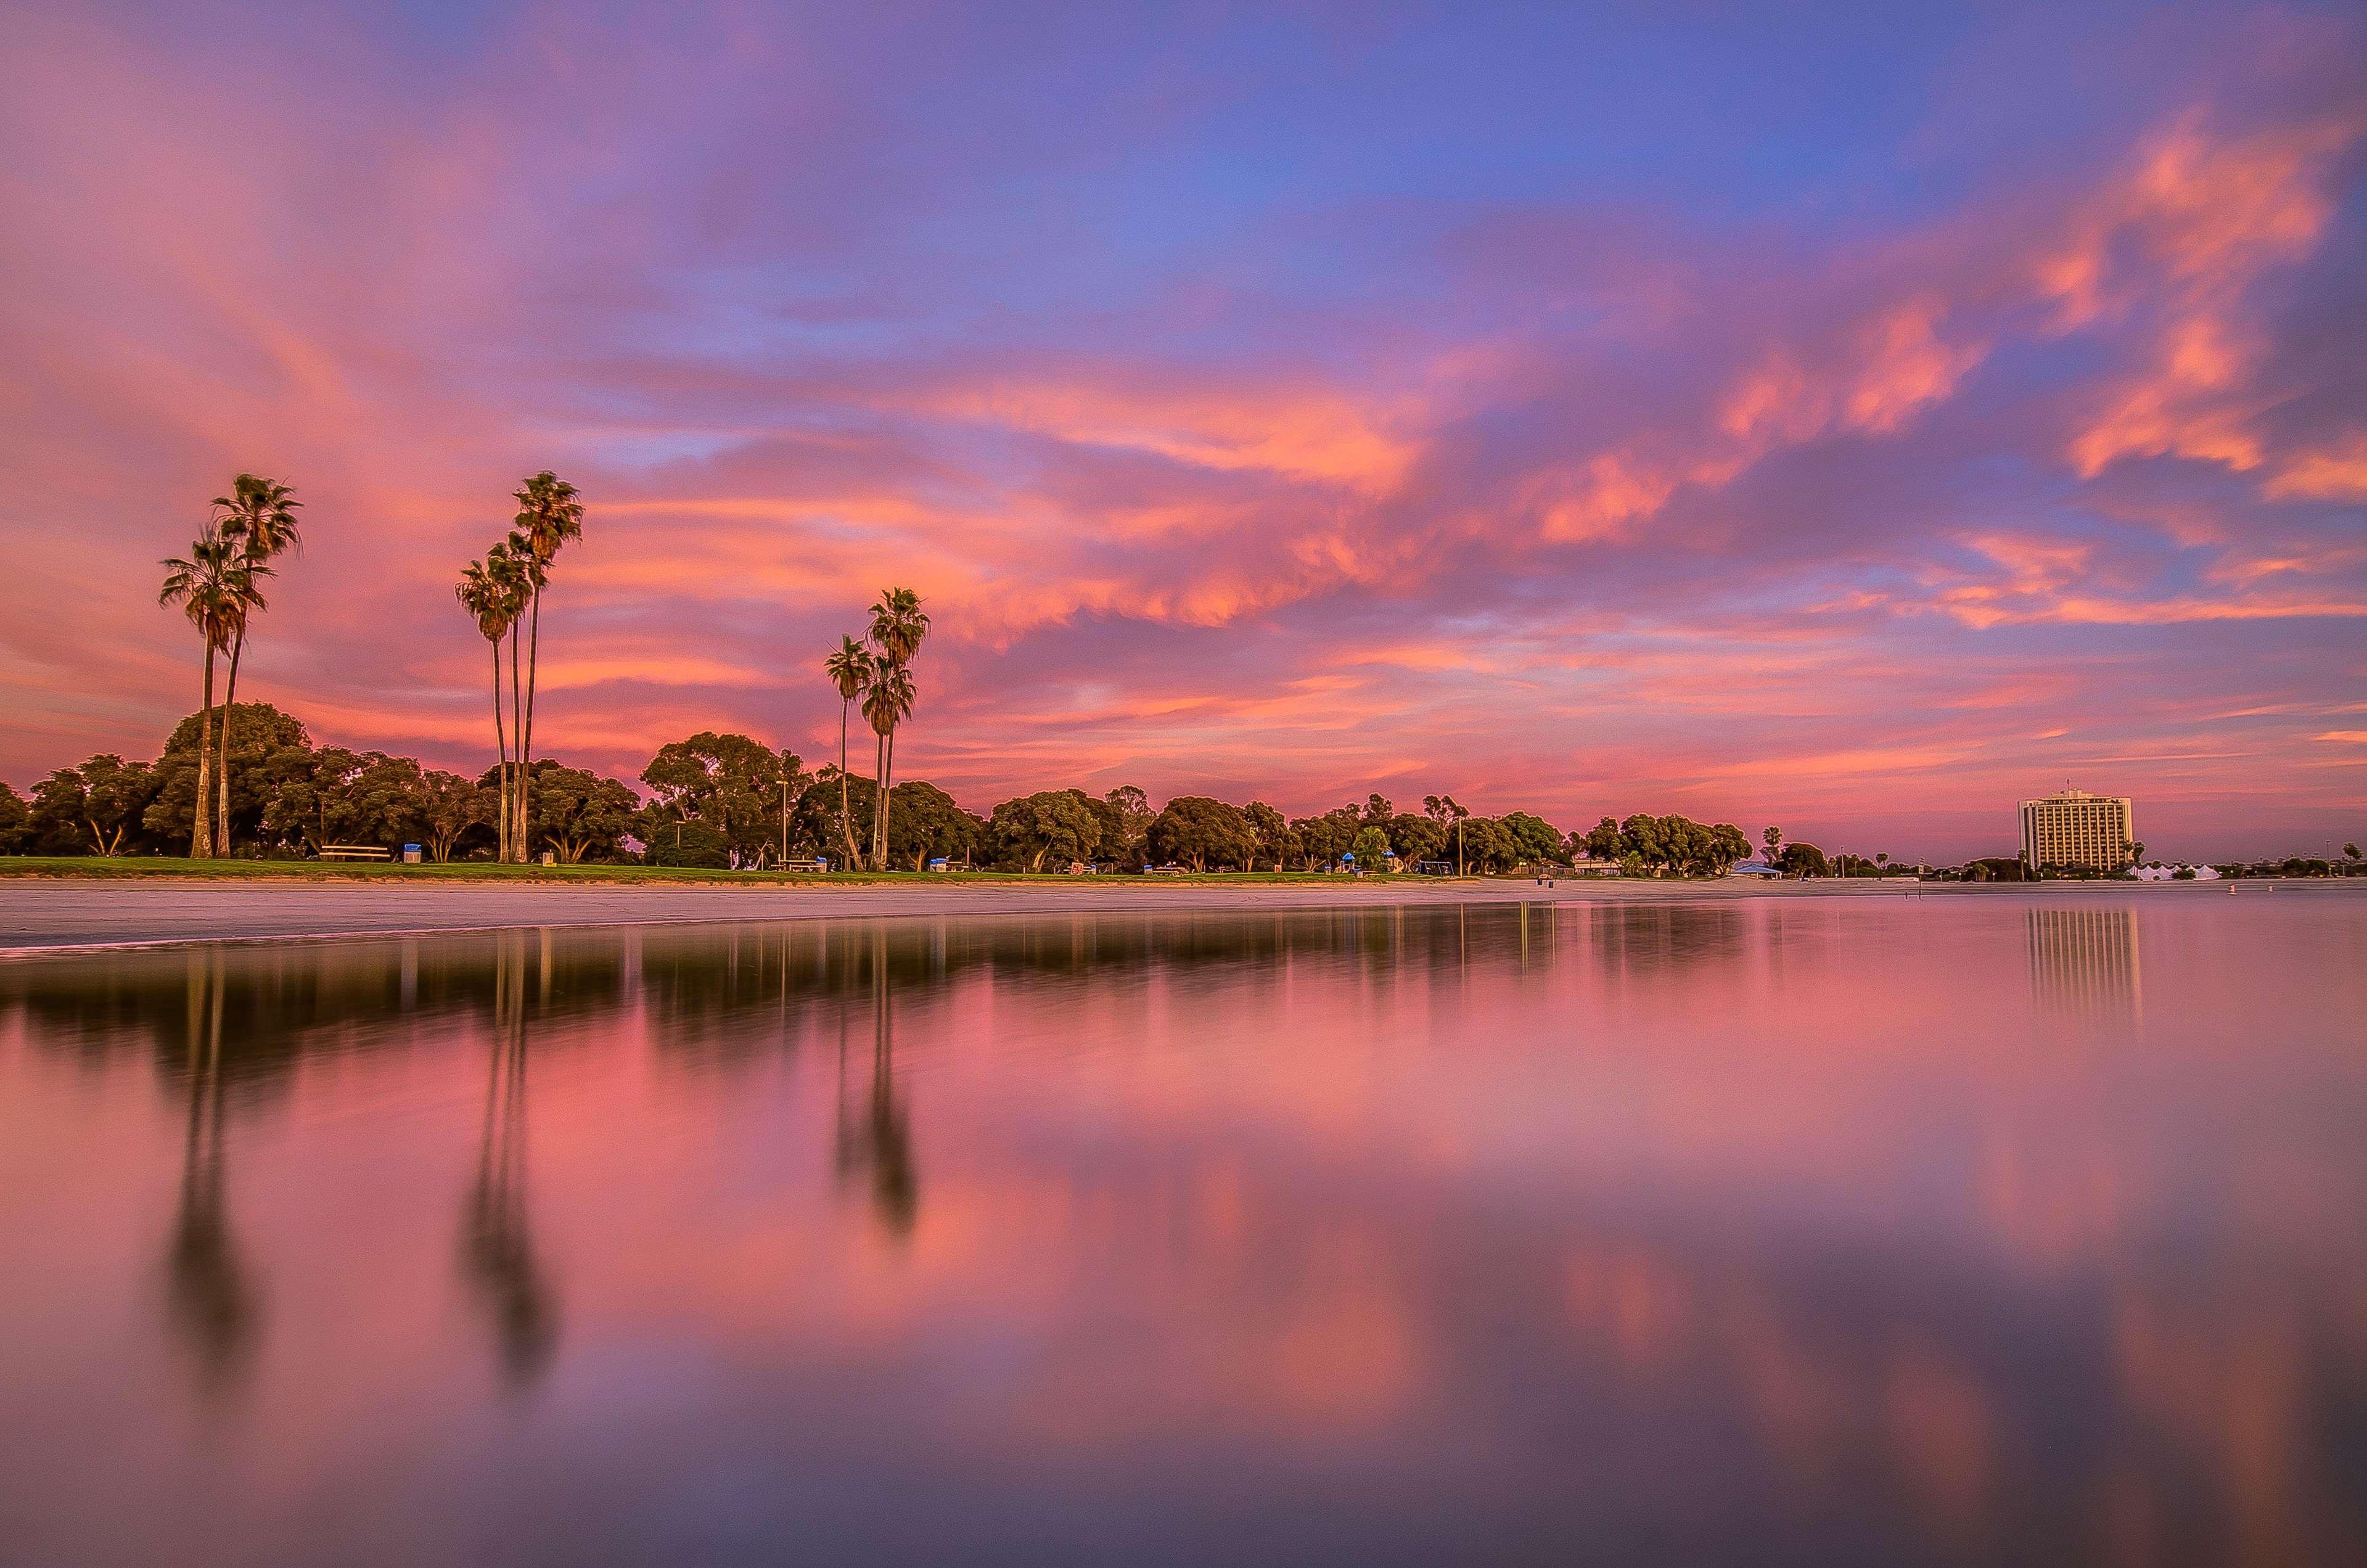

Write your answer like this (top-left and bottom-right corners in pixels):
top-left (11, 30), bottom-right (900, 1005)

top-left (2, 2), bottom-right (2362, 860)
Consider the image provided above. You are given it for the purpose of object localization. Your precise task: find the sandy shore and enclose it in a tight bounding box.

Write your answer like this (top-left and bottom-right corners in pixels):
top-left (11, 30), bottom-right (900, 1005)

top-left (0, 874), bottom-right (2046, 953)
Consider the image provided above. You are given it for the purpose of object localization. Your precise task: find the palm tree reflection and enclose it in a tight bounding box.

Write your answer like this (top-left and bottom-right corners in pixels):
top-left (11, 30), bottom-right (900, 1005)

top-left (460, 932), bottom-right (557, 1389)
top-left (166, 947), bottom-right (260, 1397)
top-left (835, 924), bottom-right (917, 1236)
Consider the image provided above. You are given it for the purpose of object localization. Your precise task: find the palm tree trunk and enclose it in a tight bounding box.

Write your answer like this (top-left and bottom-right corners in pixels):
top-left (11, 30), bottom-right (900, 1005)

top-left (838, 702), bottom-right (860, 871)
top-left (869, 730), bottom-right (885, 870)
top-left (876, 726), bottom-right (895, 869)
top-left (216, 629), bottom-right (243, 855)
top-left (518, 586), bottom-right (541, 863)
top-left (191, 648), bottom-right (216, 859)
top-left (489, 639), bottom-right (511, 863)
top-left (507, 624), bottom-right (525, 861)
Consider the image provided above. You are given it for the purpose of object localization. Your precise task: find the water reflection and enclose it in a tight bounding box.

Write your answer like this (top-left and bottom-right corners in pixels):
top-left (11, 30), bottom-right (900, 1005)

top-left (2025, 906), bottom-right (2143, 1024)
top-left (459, 931), bottom-right (558, 1389)
top-left (835, 925), bottom-right (918, 1236)
top-left (165, 948), bottom-right (260, 1398)
top-left (0, 895), bottom-right (2360, 1565)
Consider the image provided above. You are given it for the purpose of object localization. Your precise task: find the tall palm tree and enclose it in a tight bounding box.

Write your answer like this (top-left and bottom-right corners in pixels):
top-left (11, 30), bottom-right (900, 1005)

top-left (864, 588), bottom-right (929, 869)
top-left (498, 532), bottom-right (544, 860)
top-left (861, 660), bottom-right (915, 871)
top-left (822, 636), bottom-right (875, 869)
top-left (208, 475), bottom-right (302, 852)
top-left (158, 528), bottom-right (255, 859)
top-left (457, 551), bottom-right (528, 862)
top-left (509, 474), bottom-right (583, 861)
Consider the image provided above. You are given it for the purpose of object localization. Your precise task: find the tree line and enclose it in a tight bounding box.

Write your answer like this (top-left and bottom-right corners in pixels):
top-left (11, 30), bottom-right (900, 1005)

top-left (0, 707), bottom-right (1778, 877)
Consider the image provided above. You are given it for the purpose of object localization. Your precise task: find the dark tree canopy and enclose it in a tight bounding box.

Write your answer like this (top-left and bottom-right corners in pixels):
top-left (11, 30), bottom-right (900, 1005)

top-left (886, 781), bottom-right (987, 869)
top-left (989, 789), bottom-right (1103, 871)
top-left (165, 701), bottom-right (308, 757)
top-left (1146, 796), bottom-right (1255, 871)
top-left (640, 731), bottom-right (805, 868)
top-left (0, 781), bottom-right (28, 855)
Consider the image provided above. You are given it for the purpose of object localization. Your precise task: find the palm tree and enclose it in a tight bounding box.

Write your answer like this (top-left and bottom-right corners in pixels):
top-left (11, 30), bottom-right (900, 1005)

top-left (208, 475), bottom-right (302, 852)
top-left (864, 588), bottom-right (929, 869)
top-left (509, 473), bottom-right (585, 861)
top-left (457, 551), bottom-right (528, 862)
top-left (158, 529), bottom-right (259, 859)
top-left (822, 636), bottom-right (876, 869)
top-left (499, 532), bottom-right (545, 860)
top-left (861, 660), bottom-right (914, 869)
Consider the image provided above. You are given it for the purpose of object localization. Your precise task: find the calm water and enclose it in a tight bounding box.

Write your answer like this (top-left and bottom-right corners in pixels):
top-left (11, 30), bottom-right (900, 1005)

top-left (1, 890), bottom-right (2362, 1566)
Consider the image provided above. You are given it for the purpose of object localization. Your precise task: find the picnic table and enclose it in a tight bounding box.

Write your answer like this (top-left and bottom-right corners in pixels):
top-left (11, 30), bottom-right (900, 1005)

top-left (318, 844), bottom-right (390, 862)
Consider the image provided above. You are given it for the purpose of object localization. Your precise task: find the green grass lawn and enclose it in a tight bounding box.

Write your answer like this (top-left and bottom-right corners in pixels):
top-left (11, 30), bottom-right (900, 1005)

top-left (0, 856), bottom-right (1448, 887)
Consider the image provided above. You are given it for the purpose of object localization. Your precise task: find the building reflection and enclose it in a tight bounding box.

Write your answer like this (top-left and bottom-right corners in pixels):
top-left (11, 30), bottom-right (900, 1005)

top-left (459, 931), bottom-right (558, 1390)
top-left (165, 947), bottom-right (260, 1399)
top-left (2024, 906), bottom-right (2142, 1024)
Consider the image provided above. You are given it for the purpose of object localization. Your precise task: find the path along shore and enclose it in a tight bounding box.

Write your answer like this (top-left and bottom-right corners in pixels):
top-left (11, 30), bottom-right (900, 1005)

top-left (0, 874), bottom-right (2300, 955)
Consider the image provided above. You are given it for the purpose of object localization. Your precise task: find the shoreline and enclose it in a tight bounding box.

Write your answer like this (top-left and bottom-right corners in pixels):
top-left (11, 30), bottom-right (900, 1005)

top-left (0, 872), bottom-right (2339, 957)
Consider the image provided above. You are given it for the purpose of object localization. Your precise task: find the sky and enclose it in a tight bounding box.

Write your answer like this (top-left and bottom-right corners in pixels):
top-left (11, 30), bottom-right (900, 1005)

top-left (1, 1), bottom-right (2362, 861)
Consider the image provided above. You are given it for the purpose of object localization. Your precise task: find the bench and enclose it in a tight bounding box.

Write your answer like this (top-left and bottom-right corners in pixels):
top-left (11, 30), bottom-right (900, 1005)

top-left (319, 844), bottom-right (391, 862)
top-left (778, 858), bottom-right (828, 872)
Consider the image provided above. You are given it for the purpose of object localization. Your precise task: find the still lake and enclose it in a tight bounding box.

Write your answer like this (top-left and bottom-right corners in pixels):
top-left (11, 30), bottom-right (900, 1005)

top-left (1, 889), bottom-right (2361, 1565)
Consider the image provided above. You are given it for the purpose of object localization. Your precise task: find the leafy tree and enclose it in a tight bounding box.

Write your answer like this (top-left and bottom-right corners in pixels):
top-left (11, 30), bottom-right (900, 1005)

top-left (0, 781), bottom-right (28, 854)
top-left (793, 768), bottom-right (876, 866)
top-left (1776, 842), bottom-right (1831, 877)
top-left (642, 819), bottom-right (731, 869)
top-left (1361, 793), bottom-right (1393, 826)
top-left (1620, 813), bottom-right (1668, 872)
top-left (148, 702), bottom-right (311, 851)
top-left (1499, 811), bottom-right (1564, 868)
top-left (1387, 812), bottom-right (1446, 866)
top-left (2345, 842), bottom-right (2360, 864)
top-left (1424, 794), bottom-right (1472, 872)
top-left (420, 770), bottom-right (493, 861)
top-left (1347, 824), bottom-right (1392, 870)
top-left (988, 789), bottom-right (1103, 871)
top-left (259, 753), bottom-right (435, 862)
top-left (1458, 815), bottom-right (1512, 872)
top-left (1290, 805), bottom-right (1364, 870)
top-left (1098, 785), bottom-right (1155, 867)
top-left (640, 732), bottom-right (803, 868)
top-left (31, 756), bottom-right (157, 855)
top-left (1146, 796), bottom-right (1255, 871)
top-left (885, 781), bottom-right (986, 869)
top-left (1244, 801), bottom-right (1303, 871)
top-left (339, 753), bottom-right (435, 849)
top-left (530, 763), bottom-right (641, 862)
top-left (1583, 816), bottom-right (1624, 861)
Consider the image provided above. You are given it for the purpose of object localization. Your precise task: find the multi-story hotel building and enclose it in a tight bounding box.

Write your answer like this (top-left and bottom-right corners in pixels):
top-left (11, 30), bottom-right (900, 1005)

top-left (2019, 789), bottom-right (2135, 872)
